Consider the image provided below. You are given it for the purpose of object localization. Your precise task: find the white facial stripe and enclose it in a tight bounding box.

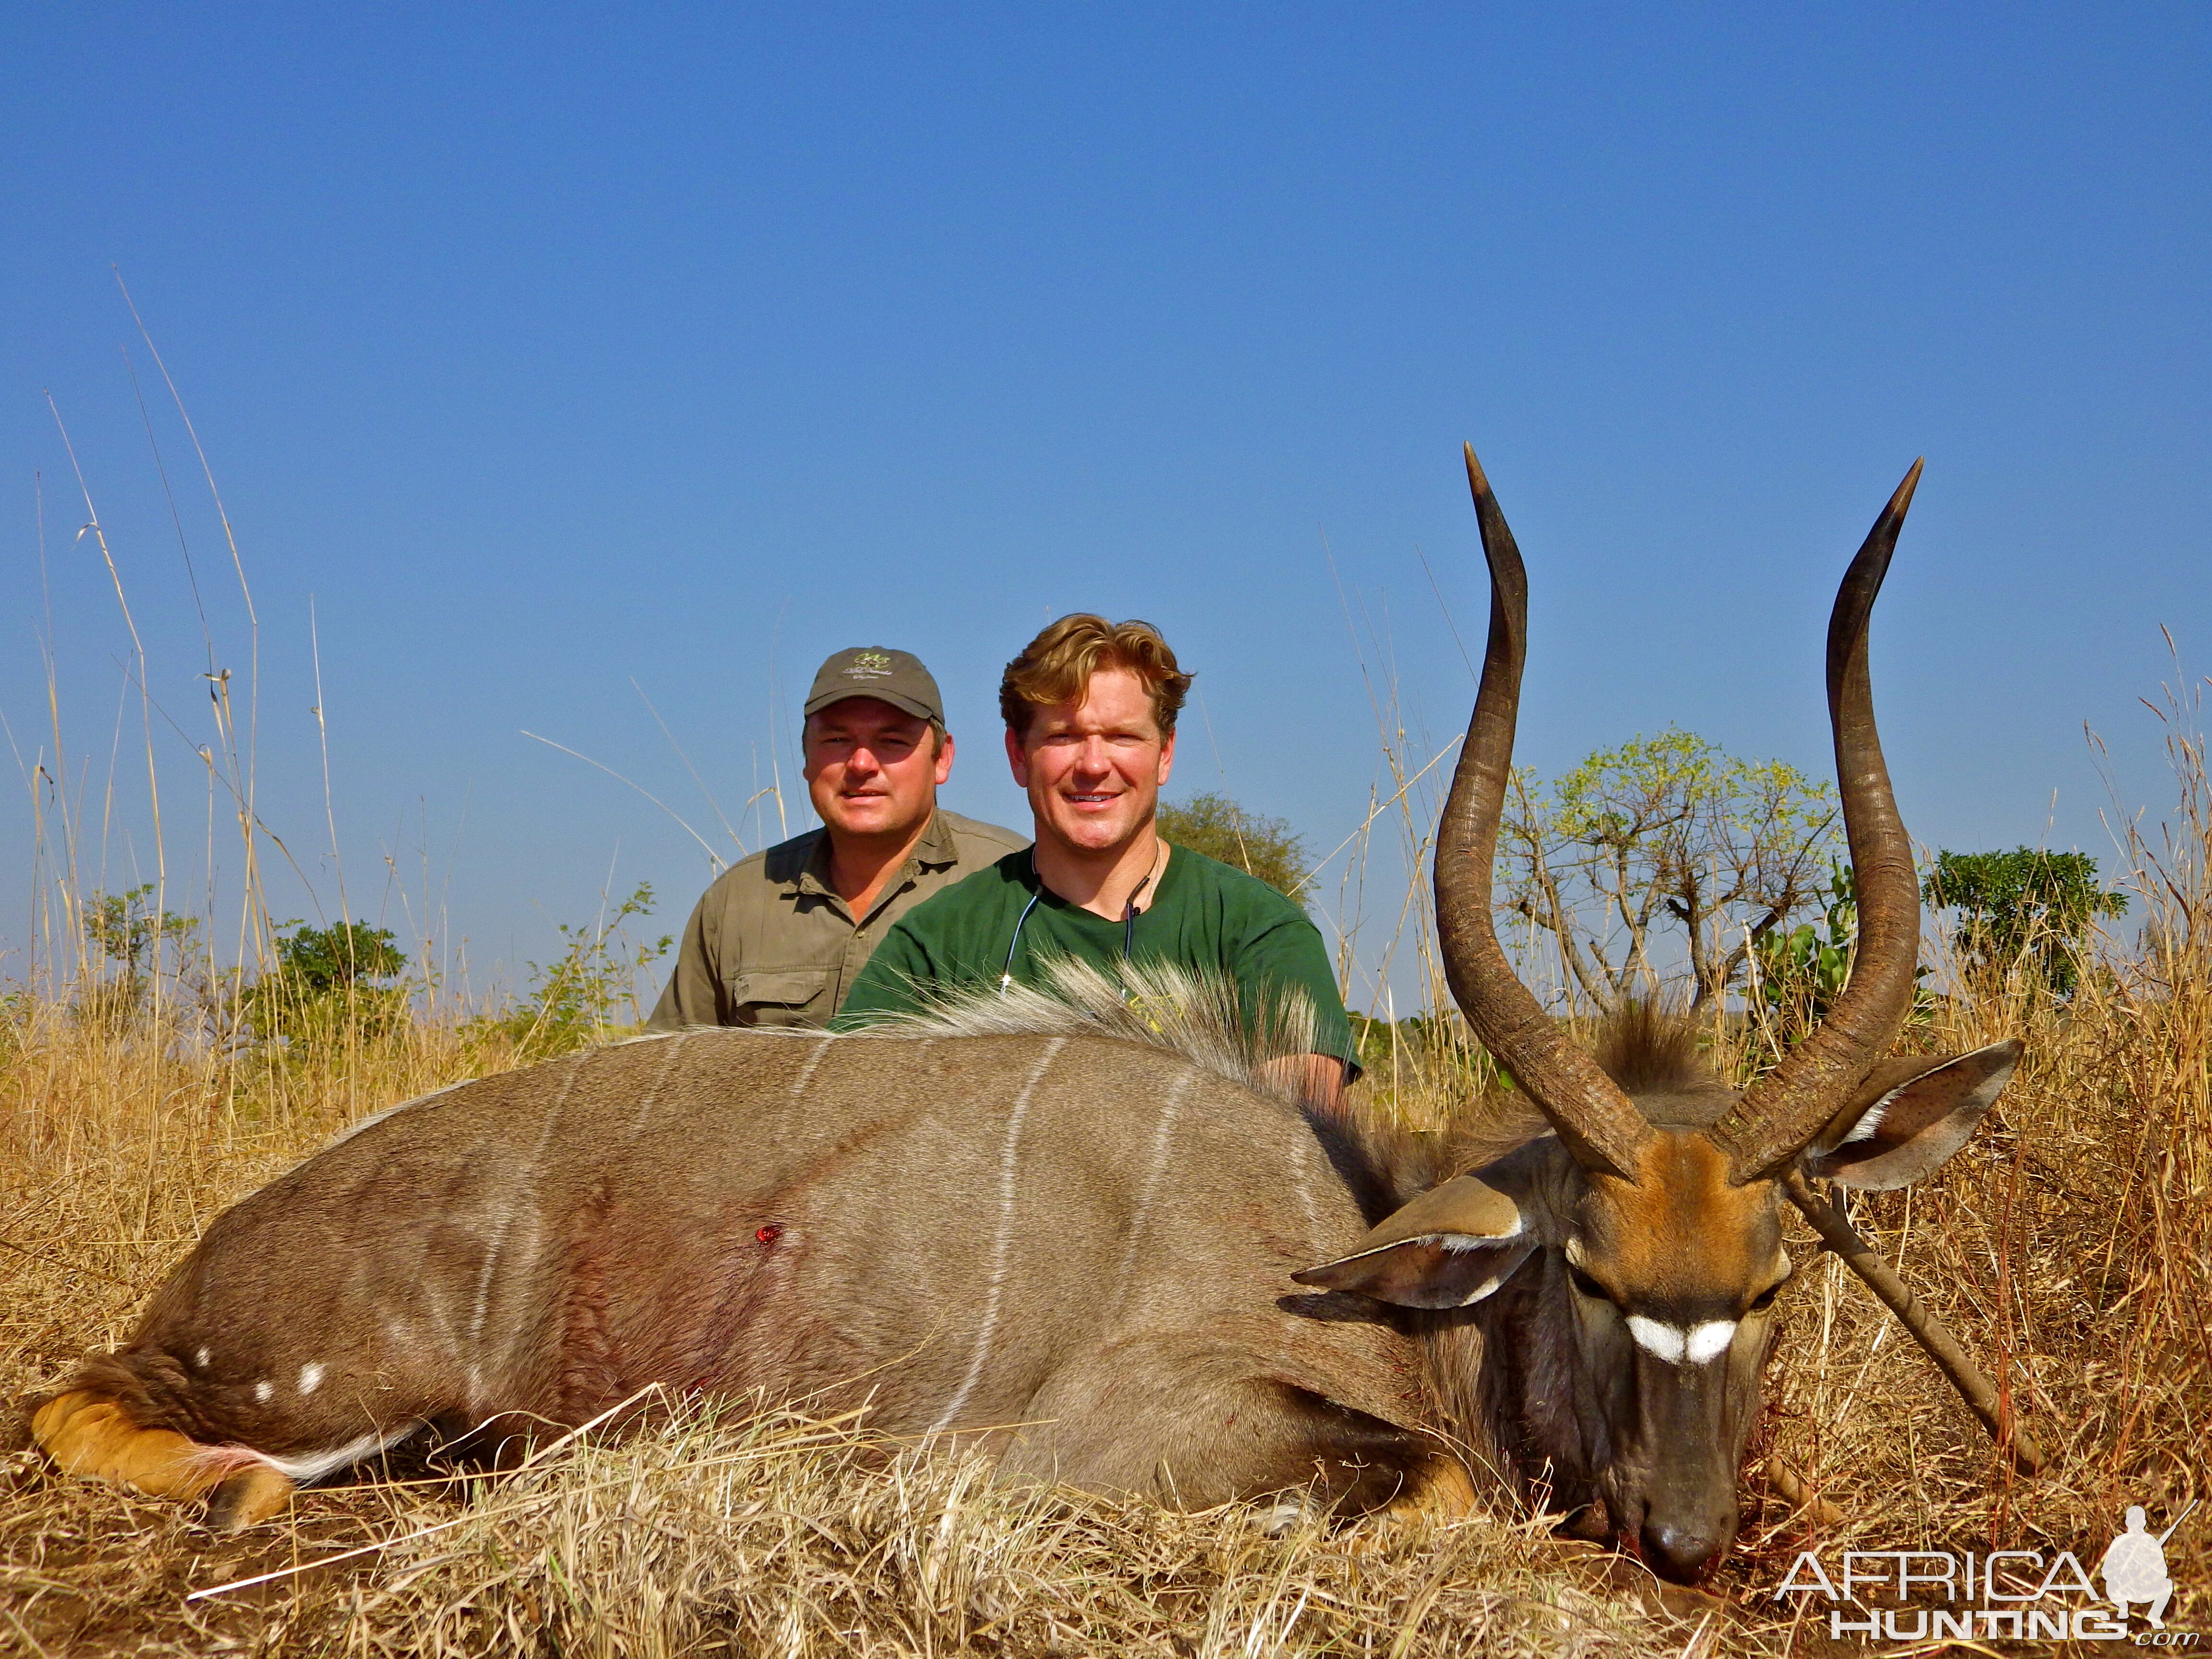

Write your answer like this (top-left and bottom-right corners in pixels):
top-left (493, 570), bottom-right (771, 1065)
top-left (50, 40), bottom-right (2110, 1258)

top-left (1625, 1316), bottom-right (1740, 1366)
top-left (1684, 1320), bottom-right (1739, 1363)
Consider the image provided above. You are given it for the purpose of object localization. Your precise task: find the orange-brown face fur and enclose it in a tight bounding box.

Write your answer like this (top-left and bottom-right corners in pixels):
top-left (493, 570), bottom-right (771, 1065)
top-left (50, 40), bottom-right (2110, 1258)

top-left (1572, 1133), bottom-right (1788, 1318)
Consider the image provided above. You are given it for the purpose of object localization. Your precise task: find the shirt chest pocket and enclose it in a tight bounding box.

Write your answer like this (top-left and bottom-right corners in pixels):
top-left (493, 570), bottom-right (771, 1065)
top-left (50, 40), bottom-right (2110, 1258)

top-left (730, 969), bottom-right (832, 1028)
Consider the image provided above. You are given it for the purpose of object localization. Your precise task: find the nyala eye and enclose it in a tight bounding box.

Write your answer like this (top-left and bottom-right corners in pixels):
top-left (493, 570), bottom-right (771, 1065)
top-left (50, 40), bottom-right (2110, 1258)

top-left (1568, 1265), bottom-right (1611, 1302)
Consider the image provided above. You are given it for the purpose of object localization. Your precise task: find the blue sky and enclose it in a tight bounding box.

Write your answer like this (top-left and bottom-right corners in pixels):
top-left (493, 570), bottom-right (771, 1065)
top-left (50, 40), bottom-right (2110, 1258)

top-left (3, 5), bottom-right (2206, 1012)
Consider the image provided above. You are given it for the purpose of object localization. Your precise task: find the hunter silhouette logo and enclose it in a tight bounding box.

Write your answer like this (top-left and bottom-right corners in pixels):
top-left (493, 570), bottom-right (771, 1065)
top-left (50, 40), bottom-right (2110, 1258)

top-left (2103, 1503), bottom-right (2196, 1632)
top-left (1773, 1500), bottom-right (2197, 1644)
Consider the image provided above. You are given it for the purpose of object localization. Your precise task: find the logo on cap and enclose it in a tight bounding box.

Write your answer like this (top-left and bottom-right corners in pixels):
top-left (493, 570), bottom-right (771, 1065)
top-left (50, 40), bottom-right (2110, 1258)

top-left (848, 650), bottom-right (894, 678)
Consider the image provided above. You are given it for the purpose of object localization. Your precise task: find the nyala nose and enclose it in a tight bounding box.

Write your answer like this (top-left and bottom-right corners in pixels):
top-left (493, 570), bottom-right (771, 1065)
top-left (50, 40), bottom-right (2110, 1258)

top-left (1640, 1519), bottom-right (1727, 1582)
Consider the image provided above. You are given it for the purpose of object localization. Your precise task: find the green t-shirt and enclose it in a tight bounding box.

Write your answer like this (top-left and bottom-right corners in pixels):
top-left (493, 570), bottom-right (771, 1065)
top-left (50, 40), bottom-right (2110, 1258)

top-left (831, 844), bottom-right (1358, 1071)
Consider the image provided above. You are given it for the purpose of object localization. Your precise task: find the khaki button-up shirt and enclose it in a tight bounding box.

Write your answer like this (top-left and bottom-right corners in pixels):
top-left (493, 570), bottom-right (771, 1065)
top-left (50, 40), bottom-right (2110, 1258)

top-left (645, 809), bottom-right (1029, 1031)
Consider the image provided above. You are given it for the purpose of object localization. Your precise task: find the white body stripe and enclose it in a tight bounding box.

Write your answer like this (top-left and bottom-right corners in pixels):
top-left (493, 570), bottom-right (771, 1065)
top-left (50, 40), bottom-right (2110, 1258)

top-left (1111, 1070), bottom-right (1194, 1306)
top-left (623, 1033), bottom-right (689, 1139)
top-left (469, 1059), bottom-right (582, 1345)
top-left (929, 1038), bottom-right (1066, 1433)
top-left (1287, 1135), bottom-right (1325, 1257)
top-left (789, 1037), bottom-right (833, 1098)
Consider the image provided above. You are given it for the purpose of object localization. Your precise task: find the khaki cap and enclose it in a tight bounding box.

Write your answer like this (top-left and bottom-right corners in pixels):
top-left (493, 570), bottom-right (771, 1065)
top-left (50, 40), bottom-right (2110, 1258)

top-left (803, 647), bottom-right (946, 725)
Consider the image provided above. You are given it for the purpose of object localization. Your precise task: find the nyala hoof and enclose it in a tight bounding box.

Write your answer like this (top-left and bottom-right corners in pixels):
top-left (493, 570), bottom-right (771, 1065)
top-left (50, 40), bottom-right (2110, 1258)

top-left (204, 1465), bottom-right (293, 1531)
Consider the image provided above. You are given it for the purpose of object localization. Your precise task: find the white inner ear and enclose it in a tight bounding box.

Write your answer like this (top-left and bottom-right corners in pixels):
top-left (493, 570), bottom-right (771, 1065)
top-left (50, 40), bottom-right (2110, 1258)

top-left (1436, 1237), bottom-right (1534, 1306)
top-left (1436, 1214), bottom-right (1524, 1247)
top-left (1839, 1083), bottom-right (1905, 1146)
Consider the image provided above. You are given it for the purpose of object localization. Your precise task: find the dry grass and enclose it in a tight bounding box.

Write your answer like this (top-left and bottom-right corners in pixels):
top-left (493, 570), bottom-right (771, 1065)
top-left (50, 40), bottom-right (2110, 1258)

top-left (5, 752), bottom-right (2209, 1657)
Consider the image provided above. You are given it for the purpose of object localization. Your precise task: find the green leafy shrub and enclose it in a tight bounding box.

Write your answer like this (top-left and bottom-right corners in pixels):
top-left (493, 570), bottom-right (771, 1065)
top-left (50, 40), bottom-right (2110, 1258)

top-left (75, 885), bottom-right (201, 1033)
top-left (1923, 847), bottom-right (2128, 996)
top-left (244, 920), bottom-right (410, 1049)
top-left (481, 882), bottom-right (672, 1060)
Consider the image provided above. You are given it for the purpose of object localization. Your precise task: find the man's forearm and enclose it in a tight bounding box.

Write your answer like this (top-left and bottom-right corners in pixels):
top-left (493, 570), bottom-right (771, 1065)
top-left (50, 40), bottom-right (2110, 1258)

top-left (1256, 1054), bottom-right (1348, 1118)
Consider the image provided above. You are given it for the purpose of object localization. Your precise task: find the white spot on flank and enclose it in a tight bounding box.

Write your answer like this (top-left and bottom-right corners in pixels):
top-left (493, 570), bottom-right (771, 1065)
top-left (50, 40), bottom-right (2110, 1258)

top-left (299, 1362), bottom-right (325, 1395)
top-left (195, 1346), bottom-right (210, 1370)
top-left (929, 1038), bottom-right (1066, 1434)
top-left (253, 1380), bottom-right (274, 1404)
top-left (1626, 1316), bottom-right (1739, 1365)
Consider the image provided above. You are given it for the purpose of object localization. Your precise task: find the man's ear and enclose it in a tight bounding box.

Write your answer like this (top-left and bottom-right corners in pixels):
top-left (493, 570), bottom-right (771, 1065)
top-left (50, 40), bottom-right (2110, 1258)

top-left (933, 728), bottom-right (956, 786)
top-left (1292, 1169), bottom-right (1540, 1310)
top-left (1155, 727), bottom-right (1176, 787)
top-left (1004, 726), bottom-right (1031, 787)
top-left (1802, 1039), bottom-right (2023, 1191)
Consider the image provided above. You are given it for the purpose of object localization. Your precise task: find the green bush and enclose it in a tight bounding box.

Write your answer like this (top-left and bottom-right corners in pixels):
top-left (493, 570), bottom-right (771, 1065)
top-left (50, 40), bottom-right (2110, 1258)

top-left (479, 882), bottom-right (672, 1060)
top-left (1923, 847), bottom-right (2128, 996)
top-left (244, 920), bottom-right (410, 1049)
top-left (1157, 793), bottom-right (1310, 902)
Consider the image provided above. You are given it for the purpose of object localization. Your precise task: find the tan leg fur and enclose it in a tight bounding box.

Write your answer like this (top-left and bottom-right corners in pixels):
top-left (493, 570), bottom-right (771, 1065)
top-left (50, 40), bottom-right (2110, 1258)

top-left (1383, 1455), bottom-right (1479, 1523)
top-left (30, 1389), bottom-right (294, 1525)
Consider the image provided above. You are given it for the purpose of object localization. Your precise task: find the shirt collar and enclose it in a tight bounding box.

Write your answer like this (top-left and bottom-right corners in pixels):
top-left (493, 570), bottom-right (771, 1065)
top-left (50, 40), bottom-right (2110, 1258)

top-left (788, 812), bottom-right (957, 899)
top-left (912, 810), bottom-right (960, 869)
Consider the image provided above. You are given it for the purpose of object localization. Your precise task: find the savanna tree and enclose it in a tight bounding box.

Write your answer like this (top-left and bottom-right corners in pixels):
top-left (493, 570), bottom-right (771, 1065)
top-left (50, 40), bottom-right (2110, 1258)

top-left (244, 920), bottom-right (411, 1047)
top-left (1923, 847), bottom-right (2128, 995)
top-left (1157, 792), bottom-right (1310, 902)
top-left (78, 886), bottom-right (202, 1030)
top-left (1497, 727), bottom-right (1839, 1010)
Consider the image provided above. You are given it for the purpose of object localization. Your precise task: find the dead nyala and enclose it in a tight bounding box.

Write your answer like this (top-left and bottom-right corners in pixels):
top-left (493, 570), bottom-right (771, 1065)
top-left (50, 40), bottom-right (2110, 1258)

top-left (31, 446), bottom-right (2019, 1584)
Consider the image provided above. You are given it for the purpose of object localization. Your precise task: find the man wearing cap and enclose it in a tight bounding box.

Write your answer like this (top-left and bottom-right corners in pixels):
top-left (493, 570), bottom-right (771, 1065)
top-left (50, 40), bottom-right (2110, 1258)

top-left (645, 647), bottom-right (1027, 1031)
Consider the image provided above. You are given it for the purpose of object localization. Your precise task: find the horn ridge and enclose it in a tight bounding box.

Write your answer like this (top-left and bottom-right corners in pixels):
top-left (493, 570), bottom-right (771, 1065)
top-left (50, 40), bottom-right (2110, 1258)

top-left (1435, 443), bottom-right (1654, 1181)
top-left (1711, 459), bottom-right (1926, 1183)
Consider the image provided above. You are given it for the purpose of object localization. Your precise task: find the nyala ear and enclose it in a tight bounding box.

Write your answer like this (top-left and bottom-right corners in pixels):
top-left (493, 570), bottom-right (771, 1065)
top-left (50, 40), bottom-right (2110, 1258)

top-left (1292, 1170), bottom-right (1539, 1310)
top-left (1802, 1039), bottom-right (2023, 1191)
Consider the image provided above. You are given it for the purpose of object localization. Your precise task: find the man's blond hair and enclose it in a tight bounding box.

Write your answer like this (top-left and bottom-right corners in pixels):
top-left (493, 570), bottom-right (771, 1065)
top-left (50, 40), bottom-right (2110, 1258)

top-left (1000, 615), bottom-right (1193, 740)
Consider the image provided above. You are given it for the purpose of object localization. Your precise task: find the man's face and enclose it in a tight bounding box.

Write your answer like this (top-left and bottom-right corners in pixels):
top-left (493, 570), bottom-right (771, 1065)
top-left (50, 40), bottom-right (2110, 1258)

top-left (803, 698), bottom-right (951, 842)
top-left (1005, 667), bottom-right (1175, 856)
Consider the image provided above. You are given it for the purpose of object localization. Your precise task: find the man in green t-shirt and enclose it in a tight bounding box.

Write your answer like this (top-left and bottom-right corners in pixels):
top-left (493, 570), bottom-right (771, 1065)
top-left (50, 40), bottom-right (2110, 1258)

top-left (834, 615), bottom-right (1357, 1110)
